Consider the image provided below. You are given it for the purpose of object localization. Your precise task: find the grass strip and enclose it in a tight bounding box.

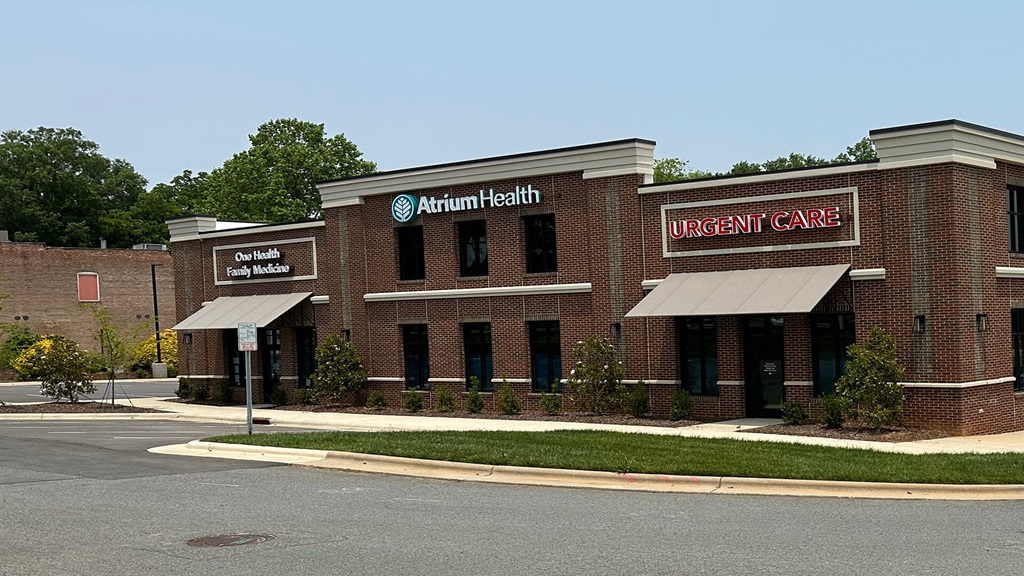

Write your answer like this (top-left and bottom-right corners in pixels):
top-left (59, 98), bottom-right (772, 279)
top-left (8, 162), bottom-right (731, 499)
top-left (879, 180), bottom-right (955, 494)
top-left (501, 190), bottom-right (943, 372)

top-left (206, 430), bottom-right (1024, 484)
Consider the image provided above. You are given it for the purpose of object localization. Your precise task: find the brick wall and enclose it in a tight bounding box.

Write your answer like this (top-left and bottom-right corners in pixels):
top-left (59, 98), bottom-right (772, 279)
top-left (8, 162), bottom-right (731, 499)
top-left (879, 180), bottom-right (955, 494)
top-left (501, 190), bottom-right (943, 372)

top-left (0, 242), bottom-right (174, 354)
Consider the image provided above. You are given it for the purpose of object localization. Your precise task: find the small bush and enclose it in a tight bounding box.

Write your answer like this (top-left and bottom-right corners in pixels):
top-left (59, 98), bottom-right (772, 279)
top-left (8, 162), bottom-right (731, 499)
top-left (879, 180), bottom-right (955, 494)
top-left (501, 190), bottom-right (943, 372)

top-left (403, 390), bottom-right (423, 412)
top-left (0, 324), bottom-right (40, 371)
top-left (539, 388), bottom-right (562, 416)
top-left (269, 386), bottom-right (288, 406)
top-left (131, 328), bottom-right (178, 375)
top-left (821, 393), bottom-right (848, 429)
top-left (217, 379), bottom-right (233, 404)
top-left (312, 335), bottom-right (367, 404)
top-left (497, 378), bottom-right (521, 415)
top-left (836, 327), bottom-right (905, 430)
top-left (32, 336), bottom-right (95, 402)
top-left (669, 389), bottom-right (694, 421)
top-left (627, 380), bottom-right (650, 419)
top-left (465, 376), bottom-right (485, 414)
top-left (781, 401), bottom-right (808, 425)
top-left (297, 388), bottom-right (317, 406)
top-left (565, 335), bottom-right (626, 415)
top-left (435, 384), bottom-right (456, 413)
top-left (190, 380), bottom-right (210, 401)
top-left (176, 378), bottom-right (193, 400)
top-left (134, 365), bottom-right (151, 379)
top-left (366, 389), bottom-right (388, 410)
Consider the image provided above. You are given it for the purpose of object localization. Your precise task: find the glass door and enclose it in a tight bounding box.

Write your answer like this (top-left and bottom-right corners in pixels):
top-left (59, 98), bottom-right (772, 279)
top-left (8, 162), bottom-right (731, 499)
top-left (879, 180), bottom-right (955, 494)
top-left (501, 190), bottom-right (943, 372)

top-left (744, 316), bottom-right (785, 417)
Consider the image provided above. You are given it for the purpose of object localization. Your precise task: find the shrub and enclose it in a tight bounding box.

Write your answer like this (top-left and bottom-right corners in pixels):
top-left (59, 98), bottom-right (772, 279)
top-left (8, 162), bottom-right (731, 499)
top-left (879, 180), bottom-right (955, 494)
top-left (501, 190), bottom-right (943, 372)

top-left (269, 386), bottom-right (288, 406)
top-left (496, 378), bottom-right (521, 415)
top-left (312, 335), bottom-right (367, 404)
top-left (465, 376), bottom-right (485, 414)
top-left (565, 335), bottom-right (626, 415)
top-left (32, 336), bottom-right (95, 402)
top-left (134, 365), bottom-right (151, 379)
top-left (12, 335), bottom-right (60, 381)
top-left (297, 388), bottom-right (317, 406)
top-left (402, 390), bottom-right (423, 412)
top-left (435, 384), bottom-right (456, 413)
top-left (821, 393), bottom-right (848, 429)
top-left (366, 389), bottom-right (388, 410)
top-left (216, 379), bottom-right (233, 404)
top-left (190, 379), bottom-right (210, 401)
top-left (627, 380), bottom-right (650, 419)
top-left (132, 328), bottom-right (178, 375)
top-left (836, 327), bottom-right (905, 430)
top-left (176, 377), bottom-right (193, 400)
top-left (780, 401), bottom-right (808, 425)
top-left (539, 386), bottom-right (562, 416)
top-left (669, 389), bottom-right (694, 421)
top-left (0, 324), bottom-right (40, 371)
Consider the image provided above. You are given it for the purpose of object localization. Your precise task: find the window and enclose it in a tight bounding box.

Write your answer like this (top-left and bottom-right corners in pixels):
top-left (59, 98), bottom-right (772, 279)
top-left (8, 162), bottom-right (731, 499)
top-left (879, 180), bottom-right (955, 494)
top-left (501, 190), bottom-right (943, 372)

top-left (458, 220), bottom-right (488, 277)
top-left (811, 314), bottom-right (856, 396)
top-left (524, 214), bottom-right (557, 273)
top-left (463, 322), bottom-right (493, 391)
top-left (396, 226), bottom-right (425, 280)
top-left (1010, 186), bottom-right (1024, 252)
top-left (529, 321), bottom-right (562, 392)
top-left (1013, 310), bottom-right (1024, 391)
top-left (676, 317), bottom-right (718, 395)
top-left (77, 272), bottom-right (100, 302)
top-left (223, 330), bottom-right (247, 388)
top-left (296, 328), bottom-right (317, 389)
top-left (402, 324), bottom-right (430, 390)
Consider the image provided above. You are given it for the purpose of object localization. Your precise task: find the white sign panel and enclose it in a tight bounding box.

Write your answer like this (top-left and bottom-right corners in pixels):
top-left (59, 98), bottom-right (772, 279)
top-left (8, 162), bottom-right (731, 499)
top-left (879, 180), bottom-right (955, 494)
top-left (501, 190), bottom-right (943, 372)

top-left (237, 322), bottom-right (258, 352)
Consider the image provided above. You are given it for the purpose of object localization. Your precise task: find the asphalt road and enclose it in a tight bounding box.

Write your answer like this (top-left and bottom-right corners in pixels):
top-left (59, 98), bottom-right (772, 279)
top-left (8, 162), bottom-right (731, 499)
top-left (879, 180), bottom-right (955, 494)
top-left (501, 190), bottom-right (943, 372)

top-left (2, 419), bottom-right (1024, 575)
top-left (0, 379), bottom-right (177, 403)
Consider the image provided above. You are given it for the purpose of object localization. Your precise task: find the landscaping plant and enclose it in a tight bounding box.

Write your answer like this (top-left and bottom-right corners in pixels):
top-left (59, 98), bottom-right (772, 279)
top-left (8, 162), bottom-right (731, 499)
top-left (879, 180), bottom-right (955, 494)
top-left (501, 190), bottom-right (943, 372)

top-left (565, 335), bottom-right (626, 415)
top-left (497, 378), bottom-right (521, 415)
top-left (780, 401), bottom-right (808, 425)
top-left (402, 389), bottom-right (423, 412)
top-left (669, 389), bottom-right (694, 421)
top-left (0, 324), bottom-right (40, 371)
top-left (539, 382), bottom-right (562, 415)
top-left (132, 328), bottom-right (178, 376)
top-left (435, 384), bottom-right (456, 412)
top-left (835, 327), bottom-right (905, 430)
top-left (366, 389), bottom-right (388, 410)
top-left (627, 380), bottom-right (650, 418)
top-left (312, 335), bottom-right (367, 404)
top-left (465, 376), bottom-right (485, 414)
top-left (18, 336), bottom-right (95, 402)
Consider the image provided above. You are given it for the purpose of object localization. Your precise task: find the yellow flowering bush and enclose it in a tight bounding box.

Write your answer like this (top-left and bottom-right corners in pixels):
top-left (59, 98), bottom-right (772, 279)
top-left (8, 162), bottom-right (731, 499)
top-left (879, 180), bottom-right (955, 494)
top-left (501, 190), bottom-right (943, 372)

top-left (12, 336), bottom-right (56, 381)
top-left (12, 335), bottom-right (94, 401)
top-left (132, 329), bottom-right (178, 375)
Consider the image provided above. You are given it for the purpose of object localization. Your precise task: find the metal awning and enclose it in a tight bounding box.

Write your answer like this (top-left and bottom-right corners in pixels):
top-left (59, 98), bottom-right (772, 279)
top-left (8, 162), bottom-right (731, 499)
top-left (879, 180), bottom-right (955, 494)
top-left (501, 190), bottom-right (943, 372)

top-left (173, 292), bottom-right (313, 330)
top-left (625, 264), bottom-right (850, 318)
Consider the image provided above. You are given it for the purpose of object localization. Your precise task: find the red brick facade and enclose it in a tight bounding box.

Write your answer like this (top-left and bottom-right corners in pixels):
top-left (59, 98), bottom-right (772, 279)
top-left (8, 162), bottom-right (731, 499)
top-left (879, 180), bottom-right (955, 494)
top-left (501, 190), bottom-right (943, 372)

top-left (169, 122), bottom-right (1024, 435)
top-left (0, 241), bottom-right (174, 355)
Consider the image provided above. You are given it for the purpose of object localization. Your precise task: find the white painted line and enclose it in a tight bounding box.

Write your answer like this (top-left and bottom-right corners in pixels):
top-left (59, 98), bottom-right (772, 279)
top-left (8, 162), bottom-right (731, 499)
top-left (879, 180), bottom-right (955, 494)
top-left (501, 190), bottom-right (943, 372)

top-left (113, 436), bottom-right (197, 439)
top-left (48, 431), bottom-right (87, 434)
top-left (199, 483), bottom-right (241, 487)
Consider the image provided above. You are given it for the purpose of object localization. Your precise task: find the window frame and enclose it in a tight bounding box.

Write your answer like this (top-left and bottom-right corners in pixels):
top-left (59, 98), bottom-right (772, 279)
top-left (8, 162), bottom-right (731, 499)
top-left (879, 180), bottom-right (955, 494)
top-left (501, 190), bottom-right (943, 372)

top-left (463, 322), bottom-right (493, 391)
top-left (396, 225), bottom-right (426, 281)
top-left (529, 320), bottom-right (562, 392)
top-left (1009, 186), bottom-right (1024, 253)
top-left (524, 213), bottom-right (558, 274)
top-left (402, 324), bottom-right (430, 390)
top-left (1013, 310), bottom-right (1024, 392)
top-left (223, 330), bottom-right (247, 388)
top-left (296, 327), bottom-right (317, 389)
top-left (676, 316), bottom-right (718, 396)
top-left (458, 220), bottom-right (488, 277)
top-left (810, 313), bottom-right (856, 397)
top-left (77, 272), bottom-right (100, 302)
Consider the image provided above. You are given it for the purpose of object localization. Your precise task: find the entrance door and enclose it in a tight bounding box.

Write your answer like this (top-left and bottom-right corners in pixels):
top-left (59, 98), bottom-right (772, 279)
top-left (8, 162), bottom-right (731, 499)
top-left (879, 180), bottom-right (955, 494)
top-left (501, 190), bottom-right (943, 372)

top-left (744, 316), bottom-right (785, 417)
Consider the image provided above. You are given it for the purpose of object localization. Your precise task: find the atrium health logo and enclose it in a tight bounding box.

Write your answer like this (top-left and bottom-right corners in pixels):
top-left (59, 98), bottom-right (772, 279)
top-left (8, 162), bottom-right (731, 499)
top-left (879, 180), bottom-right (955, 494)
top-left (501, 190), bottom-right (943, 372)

top-left (391, 194), bottom-right (419, 223)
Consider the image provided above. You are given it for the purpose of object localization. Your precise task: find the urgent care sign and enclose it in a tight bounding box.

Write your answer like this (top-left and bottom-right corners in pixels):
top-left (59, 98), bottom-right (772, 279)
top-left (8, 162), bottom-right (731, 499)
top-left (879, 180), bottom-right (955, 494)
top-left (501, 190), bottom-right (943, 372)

top-left (660, 187), bottom-right (860, 258)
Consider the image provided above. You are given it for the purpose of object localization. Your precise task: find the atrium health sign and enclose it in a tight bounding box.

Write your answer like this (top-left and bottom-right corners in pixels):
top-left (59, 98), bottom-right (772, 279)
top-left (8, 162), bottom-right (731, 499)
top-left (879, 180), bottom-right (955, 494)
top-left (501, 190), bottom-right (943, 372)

top-left (392, 185), bottom-right (542, 223)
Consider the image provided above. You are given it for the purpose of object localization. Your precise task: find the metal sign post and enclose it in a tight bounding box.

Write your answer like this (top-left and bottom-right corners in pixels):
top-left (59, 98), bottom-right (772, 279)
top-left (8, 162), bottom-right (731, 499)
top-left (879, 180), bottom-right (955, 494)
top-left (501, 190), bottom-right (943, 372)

top-left (237, 322), bottom-right (258, 436)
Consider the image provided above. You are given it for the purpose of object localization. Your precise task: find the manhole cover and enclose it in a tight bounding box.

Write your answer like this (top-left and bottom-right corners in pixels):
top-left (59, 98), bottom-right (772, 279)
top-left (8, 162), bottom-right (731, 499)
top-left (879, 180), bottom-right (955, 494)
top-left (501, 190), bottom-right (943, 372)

top-left (186, 534), bottom-right (275, 547)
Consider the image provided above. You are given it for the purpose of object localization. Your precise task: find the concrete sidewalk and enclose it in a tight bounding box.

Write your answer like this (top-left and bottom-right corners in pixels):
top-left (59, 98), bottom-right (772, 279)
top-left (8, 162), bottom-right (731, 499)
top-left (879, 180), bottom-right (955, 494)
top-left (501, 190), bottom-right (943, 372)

top-left (88, 396), bottom-right (1024, 455)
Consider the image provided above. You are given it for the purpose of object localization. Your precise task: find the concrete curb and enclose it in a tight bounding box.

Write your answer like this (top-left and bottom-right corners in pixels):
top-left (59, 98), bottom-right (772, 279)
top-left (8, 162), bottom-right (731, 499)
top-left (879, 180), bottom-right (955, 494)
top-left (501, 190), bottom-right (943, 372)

top-left (163, 441), bottom-right (1024, 500)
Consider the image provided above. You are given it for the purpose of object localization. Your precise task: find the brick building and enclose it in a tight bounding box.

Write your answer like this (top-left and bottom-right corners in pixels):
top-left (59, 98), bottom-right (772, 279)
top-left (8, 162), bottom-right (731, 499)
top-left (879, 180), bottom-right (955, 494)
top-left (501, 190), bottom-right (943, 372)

top-left (0, 239), bottom-right (174, 356)
top-left (169, 120), bottom-right (1024, 435)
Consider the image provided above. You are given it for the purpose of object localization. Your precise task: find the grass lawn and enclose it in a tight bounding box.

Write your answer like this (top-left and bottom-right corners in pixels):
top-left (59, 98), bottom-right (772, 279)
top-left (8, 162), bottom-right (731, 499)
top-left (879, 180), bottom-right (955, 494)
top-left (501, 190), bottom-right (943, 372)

top-left (205, 430), bottom-right (1024, 484)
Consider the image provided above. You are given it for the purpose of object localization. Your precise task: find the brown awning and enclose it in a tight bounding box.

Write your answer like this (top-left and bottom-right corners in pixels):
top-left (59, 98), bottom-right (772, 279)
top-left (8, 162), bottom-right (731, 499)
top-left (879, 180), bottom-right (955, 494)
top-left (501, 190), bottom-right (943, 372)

top-left (173, 292), bottom-right (312, 330)
top-left (625, 265), bottom-right (849, 317)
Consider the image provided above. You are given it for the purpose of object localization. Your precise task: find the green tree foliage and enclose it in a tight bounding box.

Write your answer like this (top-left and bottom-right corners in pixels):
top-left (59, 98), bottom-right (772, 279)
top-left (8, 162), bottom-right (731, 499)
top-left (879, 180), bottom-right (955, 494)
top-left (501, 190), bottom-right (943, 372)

top-left (0, 324), bottom-right (40, 371)
top-left (159, 119), bottom-right (377, 223)
top-left (132, 328), bottom-right (179, 376)
top-left (652, 137), bottom-right (877, 183)
top-left (14, 336), bottom-right (95, 402)
top-left (86, 305), bottom-right (148, 383)
top-left (0, 127), bottom-right (148, 247)
top-left (312, 335), bottom-right (367, 404)
top-left (565, 335), bottom-right (626, 415)
top-left (835, 327), bottom-right (905, 431)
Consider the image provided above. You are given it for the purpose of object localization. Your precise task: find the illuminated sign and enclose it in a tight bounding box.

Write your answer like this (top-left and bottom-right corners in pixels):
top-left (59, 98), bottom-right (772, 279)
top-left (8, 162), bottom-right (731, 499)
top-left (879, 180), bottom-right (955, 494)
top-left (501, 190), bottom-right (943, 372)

top-left (392, 185), bottom-right (542, 223)
top-left (669, 207), bottom-right (841, 239)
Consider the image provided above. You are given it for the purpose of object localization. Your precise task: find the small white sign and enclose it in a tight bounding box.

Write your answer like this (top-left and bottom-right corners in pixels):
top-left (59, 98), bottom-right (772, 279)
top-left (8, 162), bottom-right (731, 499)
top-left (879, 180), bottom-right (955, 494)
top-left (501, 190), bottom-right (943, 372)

top-left (238, 322), bottom-right (258, 351)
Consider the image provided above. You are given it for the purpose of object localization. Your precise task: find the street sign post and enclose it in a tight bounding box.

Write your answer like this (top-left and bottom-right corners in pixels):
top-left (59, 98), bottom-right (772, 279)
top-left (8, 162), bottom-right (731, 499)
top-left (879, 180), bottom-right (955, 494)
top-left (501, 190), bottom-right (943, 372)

top-left (237, 322), bottom-right (258, 435)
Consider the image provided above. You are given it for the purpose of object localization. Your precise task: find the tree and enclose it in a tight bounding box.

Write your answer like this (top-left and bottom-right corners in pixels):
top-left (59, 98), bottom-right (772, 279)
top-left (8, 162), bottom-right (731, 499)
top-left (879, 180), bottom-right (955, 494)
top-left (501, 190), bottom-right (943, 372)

top-left (835, 327), bottom-right (905, 431)
top-left (832, 137), bottom-right (877, 163)
top-left (200, 119), bottom-right (376, 222)
top-left (85, 305), bottom-right (148, 401)
top-left (0, 127), bottom-right (148, 247)
top-left (565, 335), bottom-right (626, 414)
top-left (312, 335), bottom-right (367, 404)
top-left (653, 158), bottom-right (714, 183)
top-left (13, 336), bottom-right (94, 401)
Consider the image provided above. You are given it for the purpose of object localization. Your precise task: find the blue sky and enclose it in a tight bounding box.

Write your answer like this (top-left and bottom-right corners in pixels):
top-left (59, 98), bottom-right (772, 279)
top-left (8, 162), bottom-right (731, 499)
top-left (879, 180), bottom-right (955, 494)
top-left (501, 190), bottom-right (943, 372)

top-left (3, 0), bottom-right (1021, 187)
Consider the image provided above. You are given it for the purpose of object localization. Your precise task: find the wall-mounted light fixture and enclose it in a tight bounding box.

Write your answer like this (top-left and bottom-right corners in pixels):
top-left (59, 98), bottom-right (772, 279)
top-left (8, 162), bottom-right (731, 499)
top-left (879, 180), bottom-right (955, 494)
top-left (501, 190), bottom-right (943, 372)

top-left (976, 313), bottom-right (989, 332)
top-left (914, 315), bottom-right (926, 334)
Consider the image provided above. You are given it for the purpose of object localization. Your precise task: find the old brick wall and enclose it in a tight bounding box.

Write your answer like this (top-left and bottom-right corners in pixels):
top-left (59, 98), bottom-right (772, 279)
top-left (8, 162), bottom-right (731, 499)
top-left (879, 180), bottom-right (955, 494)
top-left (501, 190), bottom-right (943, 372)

top-left (0, 242), bottom-right (174, 355)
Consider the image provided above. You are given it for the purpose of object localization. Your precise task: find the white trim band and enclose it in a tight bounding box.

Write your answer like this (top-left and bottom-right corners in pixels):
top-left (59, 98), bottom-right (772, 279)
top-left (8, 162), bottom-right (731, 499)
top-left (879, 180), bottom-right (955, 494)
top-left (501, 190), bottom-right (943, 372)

top-left (996, 266), bottom-right (1024, 279)
top-left (901, 377), bottom-right (1016, 389)
top-left (491, 378), bottom-right (530, 384)
top-left (310, 295), bottom-right (329, 304)
top-left (428, 378), bottom-right (465, 384)
top-left (364, 283), bottom-right (592, 302)
top-left (850, 268), bottom-right (886, 281)
top-left (622, 379), bottom-right (680, 385)
top-left (639, 163), bottom-right (877, 194)
top-left (367, 376), bottom-right (404, 382)
top-left (784, 381), bottom-right (813, 387)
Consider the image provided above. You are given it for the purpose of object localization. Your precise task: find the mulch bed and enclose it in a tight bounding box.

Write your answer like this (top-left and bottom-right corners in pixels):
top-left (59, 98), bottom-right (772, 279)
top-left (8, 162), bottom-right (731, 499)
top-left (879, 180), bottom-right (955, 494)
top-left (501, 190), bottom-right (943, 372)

top-left (271, 404), bottom-right (701, 428)
top-left (0, 402), bottom-right (164, 414)
top-left (745, 423), bottom-right (949, 443)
